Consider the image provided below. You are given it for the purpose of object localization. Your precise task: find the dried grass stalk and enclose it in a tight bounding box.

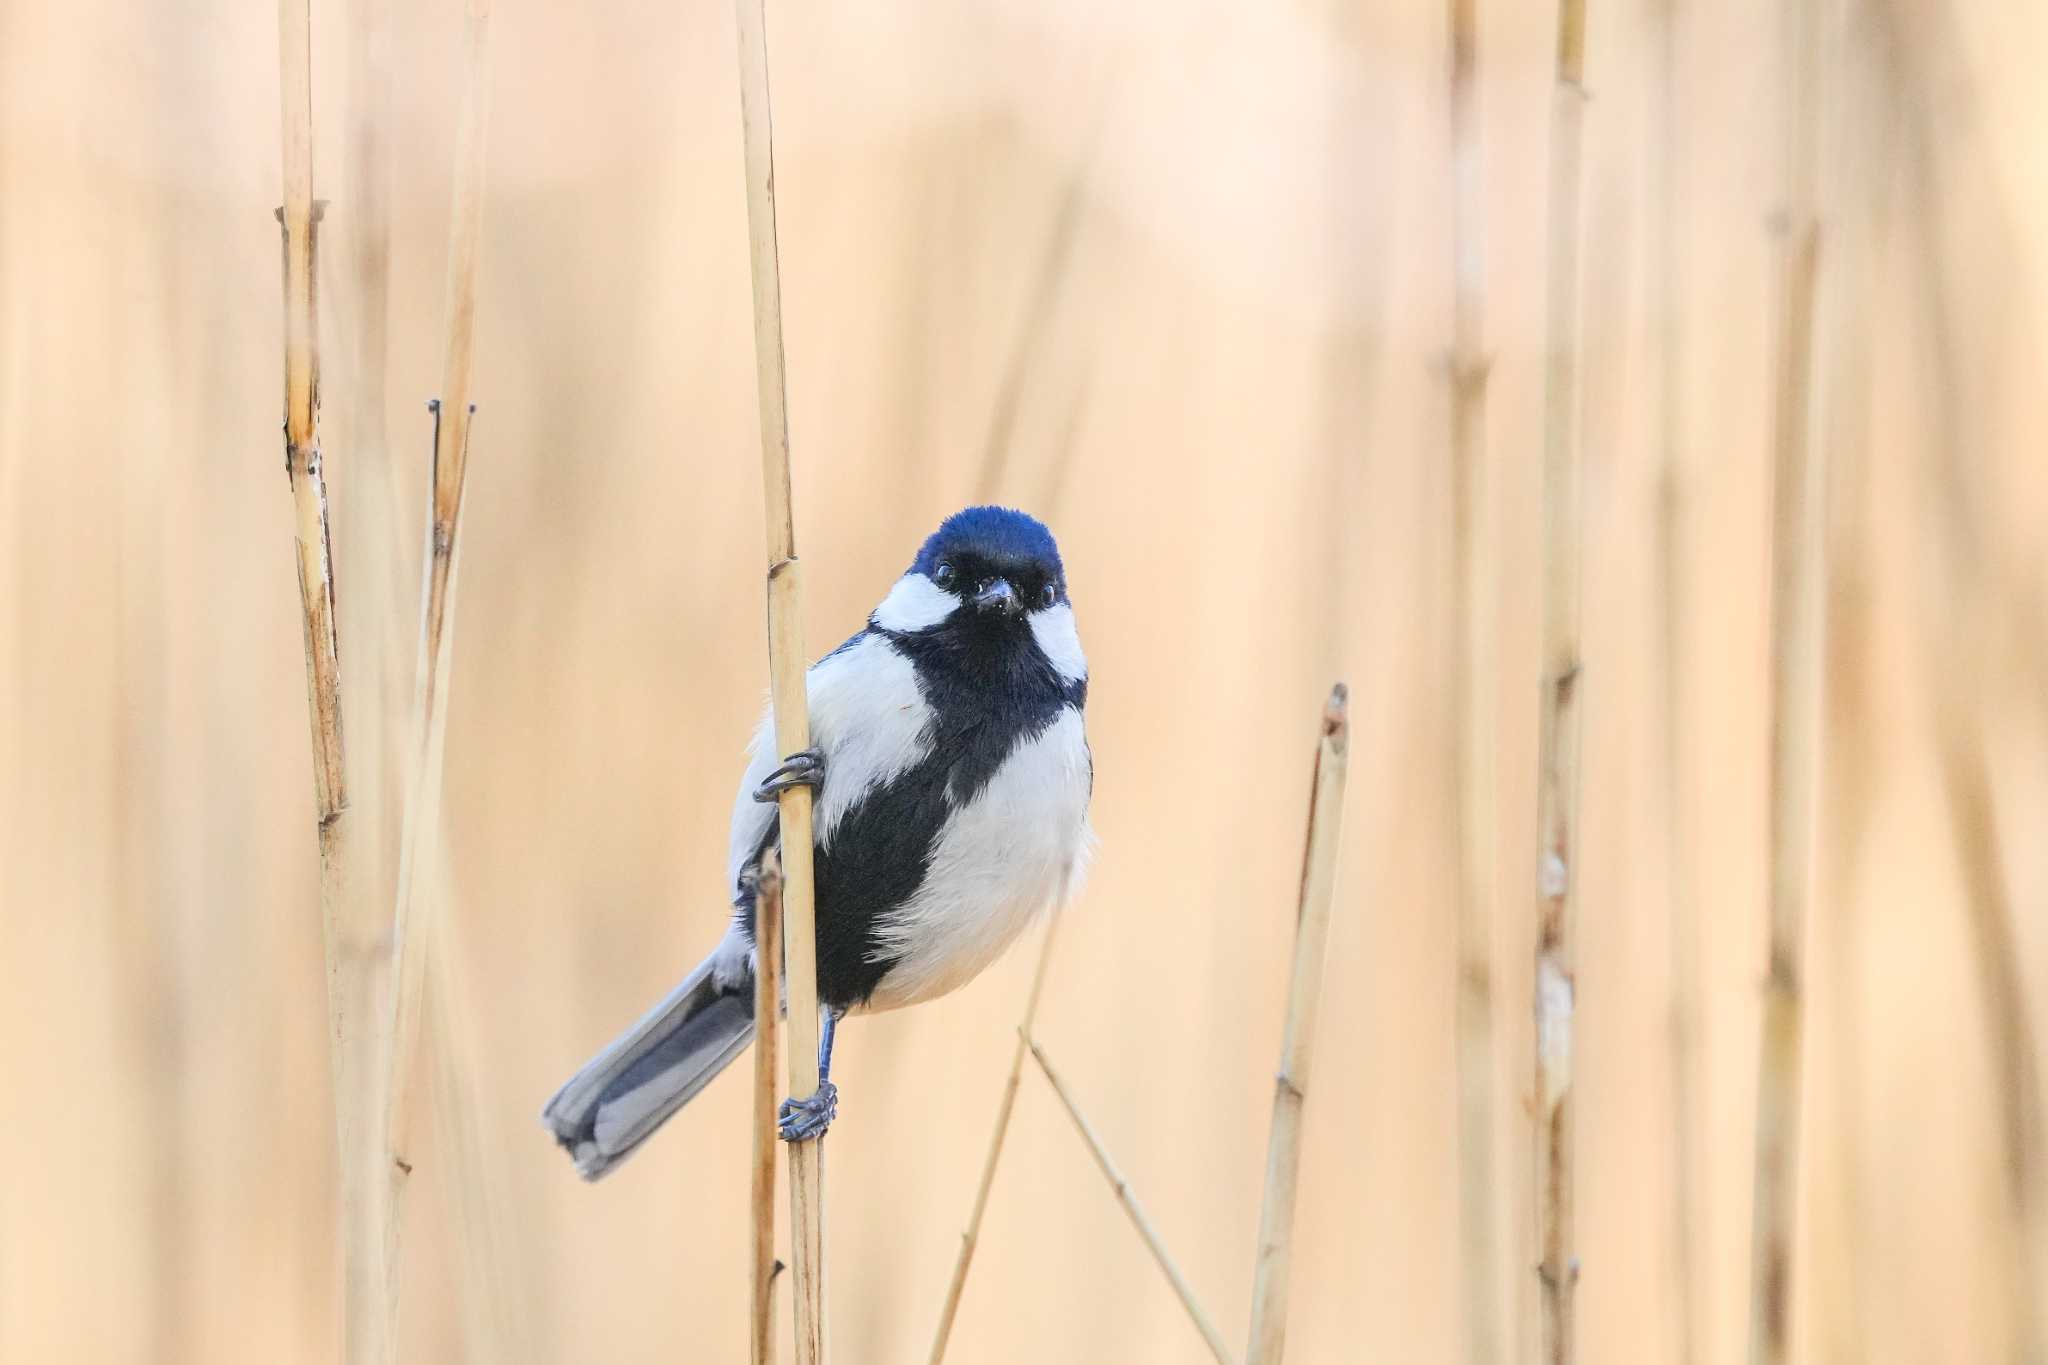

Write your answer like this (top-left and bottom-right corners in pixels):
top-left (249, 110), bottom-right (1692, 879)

top-left (1445, 5), bottom-right (1503, 1362)
top-left (1245, 685), bottom-right (1350, 1365)
top-left (276, 3), bottom-right (388, 1359)
top-left (1647, 3), bottom-right (1701, 1363)
top-left (753, 852), bottom-right (787, 1365)
top-left (426, 922), bottom-right (530, 1363)
top-left (1532, 4), bottom-right (1588, 1362)
top-left (381, 0), bottom-right (494, 1331)
top-left (1746, 0), bottom-right (1824, 1359)
top-left (926, 910), bottom-right (1064, 1365)
top-left (1747, 232), bottom-right (1820, 1365)
top-left (1027, 1038), bottom-right (1237, 1365)
top-left (731, 0), bottom-right (826, 1355)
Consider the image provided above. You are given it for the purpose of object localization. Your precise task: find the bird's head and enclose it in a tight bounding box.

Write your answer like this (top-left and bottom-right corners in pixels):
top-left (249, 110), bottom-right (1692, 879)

top-left (870, 507), bottom-right (1085, 683)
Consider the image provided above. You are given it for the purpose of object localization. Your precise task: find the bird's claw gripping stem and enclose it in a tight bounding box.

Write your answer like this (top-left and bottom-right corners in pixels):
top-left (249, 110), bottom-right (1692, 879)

top-left (754, 747), bottom-right (825, 803)
top-left (778, 1081), bottom-right (839, 1142)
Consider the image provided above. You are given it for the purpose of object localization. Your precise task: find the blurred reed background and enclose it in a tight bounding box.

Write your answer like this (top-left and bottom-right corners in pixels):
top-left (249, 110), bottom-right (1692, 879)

top-left (3, 0), bottom-right (2046, 1361)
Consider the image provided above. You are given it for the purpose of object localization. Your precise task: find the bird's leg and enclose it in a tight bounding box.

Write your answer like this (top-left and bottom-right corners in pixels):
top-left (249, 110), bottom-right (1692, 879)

top-left (778, 1006), bottom-right (842, 1142)
top-left (753, 746), bottom-right (826, 803)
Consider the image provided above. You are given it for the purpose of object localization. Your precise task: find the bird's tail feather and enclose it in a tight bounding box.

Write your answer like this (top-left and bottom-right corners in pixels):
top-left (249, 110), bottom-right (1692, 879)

top-left (541, 957), bottom-right (756, 1180)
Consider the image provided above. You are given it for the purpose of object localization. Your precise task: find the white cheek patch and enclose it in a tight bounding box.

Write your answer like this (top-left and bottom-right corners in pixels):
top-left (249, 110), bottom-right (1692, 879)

top-left (1028, 602), bottom-right (1088, 681)
top-left (872, 573), bottom-right (958, 632)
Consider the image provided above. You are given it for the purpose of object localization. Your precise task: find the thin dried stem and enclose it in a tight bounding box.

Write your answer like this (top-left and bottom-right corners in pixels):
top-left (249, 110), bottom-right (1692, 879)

top-left (1445, 4), bottom-right (1502, 1362)
top-left (1746, 0), bottom-right (1826, 1361)
top-left (1647, 3), bottom-right (1701, 1364)
top-left (1532, 5), bottom-right (1588, 1362)
top-left (383, 0), bottom-right (494, 1332)
top-left (1026, 1038), bottom-right (1238, 1365)
top-left (731, 0), bottom-right (826, 1356)
top-left (277, 3), bottom-right (388, 1360)
top-left (1245, 686), bottom-right (1350, 1365)
top-left (753, 853), bottom-right (787, 1365)
top-left (426, 923), bottom-right (530, 1364)
top-left (927, 909), bottom-right (1065, 1365)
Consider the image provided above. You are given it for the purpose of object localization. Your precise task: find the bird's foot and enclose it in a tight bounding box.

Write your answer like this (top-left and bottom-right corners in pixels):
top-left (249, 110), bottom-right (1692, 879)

top-left (777, 1081), bottom-right (839, 1142)
top-left (754, 748), bottom-right (825, 803)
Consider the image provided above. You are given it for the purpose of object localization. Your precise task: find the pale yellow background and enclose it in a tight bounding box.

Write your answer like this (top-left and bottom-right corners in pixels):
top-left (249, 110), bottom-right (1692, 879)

top-left (3, 1), bottom-right (2045, 1362)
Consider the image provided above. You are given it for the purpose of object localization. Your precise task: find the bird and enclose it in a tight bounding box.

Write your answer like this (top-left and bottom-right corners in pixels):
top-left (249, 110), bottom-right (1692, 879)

top-left (542, 505), bottom-right (1093, 1180)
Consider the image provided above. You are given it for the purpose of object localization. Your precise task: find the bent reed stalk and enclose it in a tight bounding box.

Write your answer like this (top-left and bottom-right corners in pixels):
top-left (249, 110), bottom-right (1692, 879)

top-left (382, 0), bottom-right (495, 1332)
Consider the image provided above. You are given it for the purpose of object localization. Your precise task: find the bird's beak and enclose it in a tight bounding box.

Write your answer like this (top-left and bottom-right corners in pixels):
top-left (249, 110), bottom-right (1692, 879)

top-left (972, 578), bottom-right (1021, 618)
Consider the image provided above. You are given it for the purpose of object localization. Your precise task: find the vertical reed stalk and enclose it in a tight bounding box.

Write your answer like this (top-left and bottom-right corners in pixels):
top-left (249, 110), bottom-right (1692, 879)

top-left (1532, 5), bottom-right (1588, 1362)
top-left (1245, 685), bottom-right (1350, 1365)
top-left (1027, 1038), bottom-right (1238, 1365)
top-left (1747, 0), bottom-right (1824, 1360)
top-left (383, 0), bottom-right (495, 1330)
top-left (731, 0), bottom-right (827, 1356)
top-left (1647, 4), bottom-right (1701, 1363)
top-left (1445, 5), bottom-right (1502, 1362)
top-left (277, 2), bottom-right (387, 1358)
top-left (753, 852), bottom-right (787, 1365)
top-left (927, 909), bottom-right (1064, 1365)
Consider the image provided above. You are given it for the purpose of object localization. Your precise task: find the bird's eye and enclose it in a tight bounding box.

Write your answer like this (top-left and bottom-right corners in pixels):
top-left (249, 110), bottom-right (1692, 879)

top-left (1039, 583), bottom-right (1058, 608)
top-left (934, 561), bottom-right (956, 589)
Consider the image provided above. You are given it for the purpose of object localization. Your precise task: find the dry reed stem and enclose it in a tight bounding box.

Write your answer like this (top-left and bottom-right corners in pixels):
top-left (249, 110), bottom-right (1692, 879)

top-left (426, 921), bottom-right (531, 1363)
top-left (1748, 226), bottom-right (1822, 1365)
top-left (382, 0), bottom-right (494, 1333)
top-left (277, 3), bottom-right (388, 1359)
top-left (1647, 3), bottom-right (1701, 1363)
top-left (1245, 685), bottom-right (1350, 1365)
top-left (1026, 1037), bottom-right (1237, 1365)
top-left (926, 909), bottom-right (1065, 1365)
top-left (1532, 4), bottom-right (1588, 1362)
top-left (731, 0), bottom-right (826, 1356)
top-left (753, 852), bottom-right (787, 1365)
top-left (1445, 5), bottom-right (1503, 1362)
top-left (1746, 0), bottom-right (1824, 1360)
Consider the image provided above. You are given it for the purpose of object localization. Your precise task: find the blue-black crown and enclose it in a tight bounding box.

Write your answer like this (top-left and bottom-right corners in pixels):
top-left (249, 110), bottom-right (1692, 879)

top-left (909, 506), bottom-right (1064, 583)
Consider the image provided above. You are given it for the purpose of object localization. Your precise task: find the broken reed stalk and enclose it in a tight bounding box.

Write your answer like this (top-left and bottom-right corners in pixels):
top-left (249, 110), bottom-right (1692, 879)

top-left (731, 0), bottom-right (826, 1357)
top-left (1532, 4), bottom-right (1588, 1362)
top-left (1245, 685), bottom-right (1350, 1365)
top-left (277, 3), bottom-right (389, 1360)
top-left (753, 852), bottom-right (787, 1365)
top-left (927, 909), bottom-right (1065, 1365)
top-left (382, 0), bottom-right (494, 1330)
top-left (1026, 1037), bottom-right (1237, 1365)
top-left (1445, 5), bottom-right (1503, 1363)
top-left (1746, 0), bottom-right (1824, 1361)
top-left (1647, 3), bottom-right (1701, 1363)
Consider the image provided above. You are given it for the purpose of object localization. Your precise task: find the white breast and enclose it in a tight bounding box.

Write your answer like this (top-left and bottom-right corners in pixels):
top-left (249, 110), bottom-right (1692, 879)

top-left (726, 633), bottom-right (934, 896)
top-left (864, 705), bottom-right (1094, 1012)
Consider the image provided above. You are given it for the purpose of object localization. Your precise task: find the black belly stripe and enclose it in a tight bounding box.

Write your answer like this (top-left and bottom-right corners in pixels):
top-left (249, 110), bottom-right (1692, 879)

top-left (738, 618), bottom-right (1078, 1010)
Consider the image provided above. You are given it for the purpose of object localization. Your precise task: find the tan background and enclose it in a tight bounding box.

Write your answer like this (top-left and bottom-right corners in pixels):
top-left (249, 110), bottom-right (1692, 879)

top-left (4, 1), bottom-right (2046, 1361)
